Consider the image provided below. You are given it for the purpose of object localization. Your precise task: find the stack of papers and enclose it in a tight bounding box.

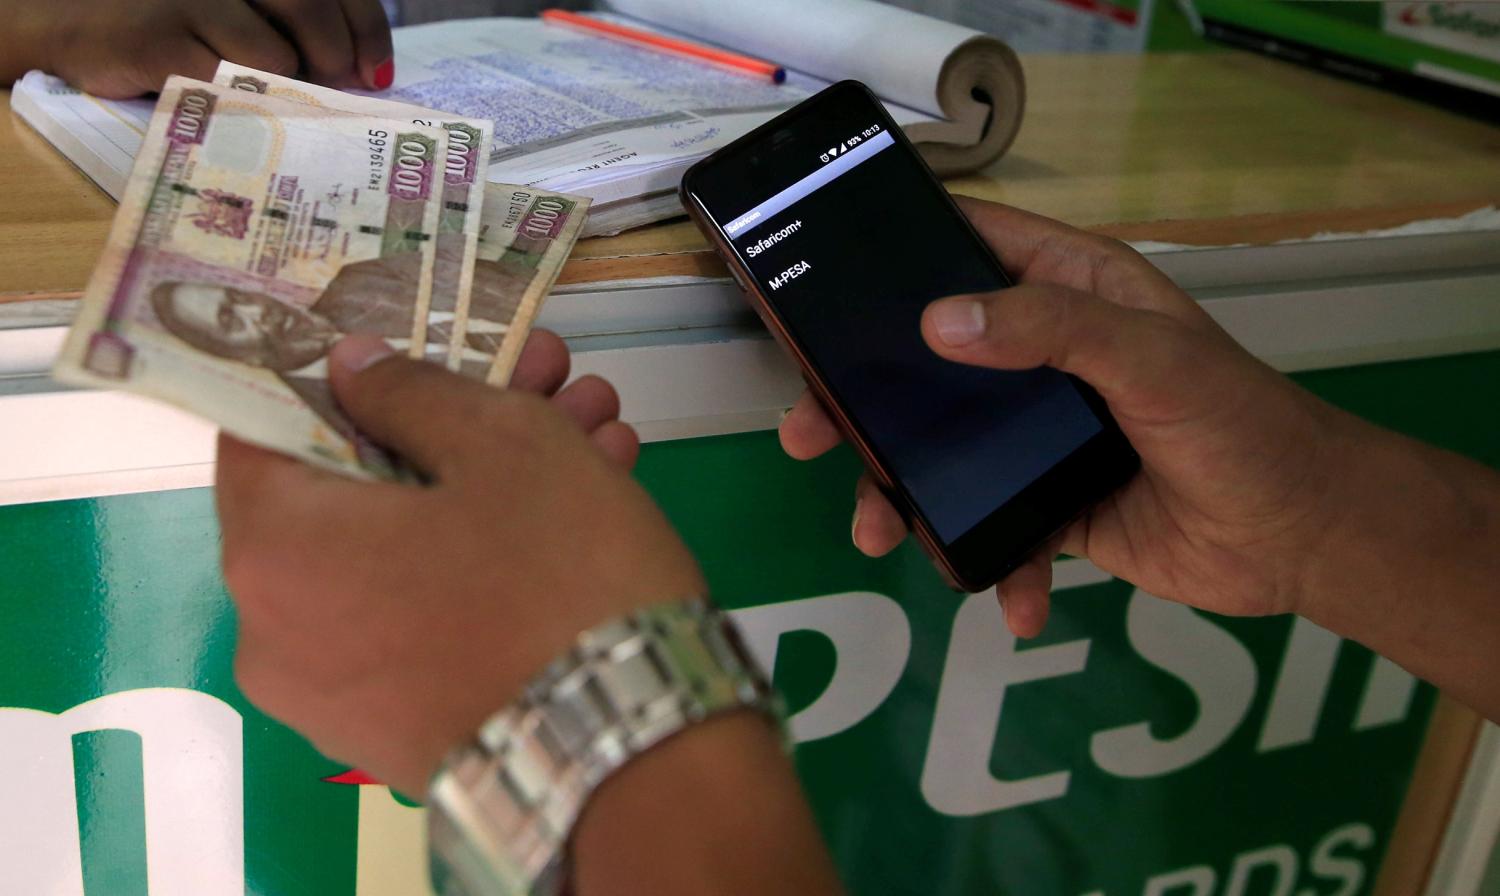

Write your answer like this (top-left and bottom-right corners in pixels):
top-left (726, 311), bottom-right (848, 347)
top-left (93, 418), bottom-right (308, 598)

top-left (370, 17), bottom-right (827, 234)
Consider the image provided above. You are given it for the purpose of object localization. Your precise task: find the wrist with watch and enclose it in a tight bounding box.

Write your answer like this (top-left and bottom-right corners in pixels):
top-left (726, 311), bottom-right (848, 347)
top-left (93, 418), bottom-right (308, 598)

top-left (426, 598), bottom-right (782, 896)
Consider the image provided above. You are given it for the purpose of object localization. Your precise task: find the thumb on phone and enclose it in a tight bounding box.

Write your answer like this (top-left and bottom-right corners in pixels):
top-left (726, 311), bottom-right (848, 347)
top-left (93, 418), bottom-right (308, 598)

top-left (921, 284), bottom-right (1206, 423)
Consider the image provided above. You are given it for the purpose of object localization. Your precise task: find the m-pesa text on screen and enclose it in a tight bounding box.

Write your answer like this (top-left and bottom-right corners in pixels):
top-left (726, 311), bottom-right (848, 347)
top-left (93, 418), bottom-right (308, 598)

top-left (768, 260), bottom-right (813, 290)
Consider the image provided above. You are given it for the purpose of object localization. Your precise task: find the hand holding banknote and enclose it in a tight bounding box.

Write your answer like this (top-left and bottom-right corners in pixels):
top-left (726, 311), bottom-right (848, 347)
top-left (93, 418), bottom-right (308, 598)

top-left (54, 67), bottom-right (590, 481)
top-left (218, 332), bottom-right (689, 795)
top-left (216, 330), bottom-right (843, 894)
top-left (54, 76), bottom-right (447, 478)
top-left (0, 0), bottom-right (394, 96)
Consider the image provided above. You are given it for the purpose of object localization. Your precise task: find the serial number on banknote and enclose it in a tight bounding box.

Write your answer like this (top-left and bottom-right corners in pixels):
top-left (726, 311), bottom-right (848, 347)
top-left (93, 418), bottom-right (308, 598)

top-left (367, 129), bottom-right (391, 190)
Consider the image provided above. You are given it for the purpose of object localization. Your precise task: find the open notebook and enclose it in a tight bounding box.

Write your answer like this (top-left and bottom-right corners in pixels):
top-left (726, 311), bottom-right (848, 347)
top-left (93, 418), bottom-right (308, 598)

top-left (11, 0), bottom-right (1023, 237)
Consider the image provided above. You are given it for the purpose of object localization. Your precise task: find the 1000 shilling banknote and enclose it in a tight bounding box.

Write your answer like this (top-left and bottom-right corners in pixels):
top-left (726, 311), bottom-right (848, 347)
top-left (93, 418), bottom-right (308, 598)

top-left (213, 62), bottom-right (493, 367)
top-left (460, 184), bottom-right (590, 384)
top-left (53, 77), bottom-right (447, 479)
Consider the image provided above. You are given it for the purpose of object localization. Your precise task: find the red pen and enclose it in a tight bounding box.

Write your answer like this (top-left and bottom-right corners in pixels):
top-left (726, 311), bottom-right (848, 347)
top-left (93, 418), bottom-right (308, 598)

top-left (541, 9), bottom-right (787, 84)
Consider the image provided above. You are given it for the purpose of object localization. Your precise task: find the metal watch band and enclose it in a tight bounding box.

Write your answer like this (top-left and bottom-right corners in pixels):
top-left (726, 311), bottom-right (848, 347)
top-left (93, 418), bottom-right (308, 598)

top-left (427, 598), bottom-right (780, 896)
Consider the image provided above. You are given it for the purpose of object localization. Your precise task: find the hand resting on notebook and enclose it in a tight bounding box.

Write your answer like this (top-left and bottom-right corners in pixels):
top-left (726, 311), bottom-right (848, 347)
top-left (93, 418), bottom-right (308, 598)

top-left (0, 0), bottom-right (394, 97)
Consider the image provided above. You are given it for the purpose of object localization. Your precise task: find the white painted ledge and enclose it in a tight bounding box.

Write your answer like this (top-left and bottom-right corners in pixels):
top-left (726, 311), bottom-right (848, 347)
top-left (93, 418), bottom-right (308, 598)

top-left (2, 230), bottom-right (1497, 506)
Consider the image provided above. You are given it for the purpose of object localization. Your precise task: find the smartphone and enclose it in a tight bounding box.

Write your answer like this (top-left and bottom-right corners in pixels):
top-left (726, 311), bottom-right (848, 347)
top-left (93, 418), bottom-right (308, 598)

top-left (680, 81), bottom-right (1139, 592)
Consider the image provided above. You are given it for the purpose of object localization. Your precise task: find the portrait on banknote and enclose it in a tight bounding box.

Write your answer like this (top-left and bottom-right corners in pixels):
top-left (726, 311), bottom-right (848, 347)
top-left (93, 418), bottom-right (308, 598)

top-left (146, 251), bottom-right (433, 456)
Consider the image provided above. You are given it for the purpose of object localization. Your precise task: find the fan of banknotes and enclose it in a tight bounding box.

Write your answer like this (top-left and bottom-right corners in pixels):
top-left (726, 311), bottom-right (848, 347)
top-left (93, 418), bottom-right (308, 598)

top-left (52, 64), bottom-right (590, 481)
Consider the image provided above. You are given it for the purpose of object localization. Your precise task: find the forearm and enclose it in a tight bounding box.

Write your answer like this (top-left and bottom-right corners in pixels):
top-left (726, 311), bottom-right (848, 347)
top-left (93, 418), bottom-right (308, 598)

top-left (573, 712), bottom-right (846, 896)
top-left (1301, 413), bottom-right (1500, 721)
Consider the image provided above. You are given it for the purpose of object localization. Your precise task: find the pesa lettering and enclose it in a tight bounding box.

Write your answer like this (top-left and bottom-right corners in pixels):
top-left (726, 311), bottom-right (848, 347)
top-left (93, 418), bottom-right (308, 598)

top-left (732, 563), bottom-right (1420, 817)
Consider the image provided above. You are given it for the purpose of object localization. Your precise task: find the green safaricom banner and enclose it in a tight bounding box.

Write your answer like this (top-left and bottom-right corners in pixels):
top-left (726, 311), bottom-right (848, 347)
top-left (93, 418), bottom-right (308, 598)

top-left (4, 349), bottom-right (1498, 896)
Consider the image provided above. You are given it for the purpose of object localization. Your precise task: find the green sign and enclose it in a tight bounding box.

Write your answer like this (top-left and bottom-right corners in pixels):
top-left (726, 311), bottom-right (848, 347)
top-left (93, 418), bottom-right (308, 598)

top-left (3, 349), bottom-right (1497, 895)
top-left (1192, 0), bottom-right (1500, 88)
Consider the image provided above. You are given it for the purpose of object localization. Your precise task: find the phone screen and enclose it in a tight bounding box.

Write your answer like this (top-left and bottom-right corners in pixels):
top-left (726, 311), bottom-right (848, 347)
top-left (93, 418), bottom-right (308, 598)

top-left (684, 83), bottom-right (1132, 584)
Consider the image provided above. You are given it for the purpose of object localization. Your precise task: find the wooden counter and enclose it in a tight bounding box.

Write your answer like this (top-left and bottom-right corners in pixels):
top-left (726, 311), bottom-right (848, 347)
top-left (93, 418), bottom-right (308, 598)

top-left (5, 49), bottom-right (1500, 299)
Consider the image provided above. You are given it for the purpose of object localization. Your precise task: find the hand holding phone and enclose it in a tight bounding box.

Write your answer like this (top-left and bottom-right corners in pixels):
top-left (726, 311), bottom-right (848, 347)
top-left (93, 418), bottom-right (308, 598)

top-left (783, 191), bottom-right (1372, 636)
top-left (682, 81), bottom-right (1139, 593)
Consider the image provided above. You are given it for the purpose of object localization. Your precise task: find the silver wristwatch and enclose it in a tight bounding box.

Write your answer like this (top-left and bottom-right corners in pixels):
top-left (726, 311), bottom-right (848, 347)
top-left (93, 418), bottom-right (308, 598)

top-left (426, 598), bottom-right (781, 896)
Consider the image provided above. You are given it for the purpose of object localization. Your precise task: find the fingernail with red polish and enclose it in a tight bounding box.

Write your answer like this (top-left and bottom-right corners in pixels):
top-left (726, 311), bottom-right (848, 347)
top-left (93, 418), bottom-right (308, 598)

top-left (333, 335), bottom-right (394, 373)
top-left (373, 59), bottom-right (395, 90)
